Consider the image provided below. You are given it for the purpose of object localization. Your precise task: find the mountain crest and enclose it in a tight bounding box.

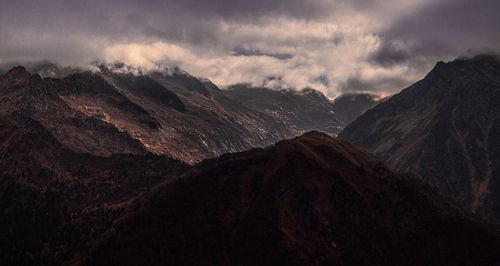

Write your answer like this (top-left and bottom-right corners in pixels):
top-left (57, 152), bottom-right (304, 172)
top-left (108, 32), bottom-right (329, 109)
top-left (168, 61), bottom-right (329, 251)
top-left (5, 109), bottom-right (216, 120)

top-left (80, 131), bottom-right (500, 266)
top-left (1, 65), bottom-right (32, 83)
top-left (339, 54), bottom-right (500, 221)
top-left (7, 65), bottom-right (30, 76)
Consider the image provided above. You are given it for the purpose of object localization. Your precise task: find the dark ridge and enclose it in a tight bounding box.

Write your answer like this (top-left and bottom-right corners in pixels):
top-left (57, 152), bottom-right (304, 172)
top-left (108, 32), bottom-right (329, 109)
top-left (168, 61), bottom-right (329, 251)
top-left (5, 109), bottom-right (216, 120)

top-left (339, 55), bottom-right (500, 221)
top-left (79, 131), bottom-right (500, 266)
top-left (0, 66), bottom-right (32, 87)
top-left (6, 65), bottom-right (30, 77)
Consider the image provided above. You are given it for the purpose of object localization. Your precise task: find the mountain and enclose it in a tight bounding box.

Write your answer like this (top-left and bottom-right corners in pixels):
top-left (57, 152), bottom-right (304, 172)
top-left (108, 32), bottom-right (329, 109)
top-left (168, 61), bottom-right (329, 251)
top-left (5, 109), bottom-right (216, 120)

top-left (0, 66), bottom-right (192, 265)
top-left (339, 55), bottom-right (500, 221)
top-left (0, 64), bottom-right (300, 164)
top-left (332, 93), bottom-right (387, 124)
top-left (0, 64), bottom-right (359, 265)
top-left (0, 64), bottom-right (373, 164)
top-left (224, 84), bottom-right (344, 135)
top-left (0, 84), bottom-right (188, 265)
top-left (0, 64), bottom-right (299, 264)
top-left (78, 131), bottom-right (499, 266)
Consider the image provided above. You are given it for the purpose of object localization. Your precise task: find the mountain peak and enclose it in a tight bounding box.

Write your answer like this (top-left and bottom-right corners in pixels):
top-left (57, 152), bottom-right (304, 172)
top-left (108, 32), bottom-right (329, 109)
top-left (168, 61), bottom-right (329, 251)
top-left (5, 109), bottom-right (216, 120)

top-left (5, 65), bottom-right (31, 79)
top-left (430, 54), bottom-right (500, 75)
top-left (339, 54), bottom-right (500, 220)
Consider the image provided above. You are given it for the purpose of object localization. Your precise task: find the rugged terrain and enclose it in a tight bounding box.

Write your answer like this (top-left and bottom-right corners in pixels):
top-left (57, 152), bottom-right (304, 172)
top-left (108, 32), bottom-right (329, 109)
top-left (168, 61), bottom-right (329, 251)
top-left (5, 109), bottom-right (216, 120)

top-left (0, 63), bottom-right (357, 164)
top-left (0, 64), bottom-right (375, 265)
top-left (79, 131), bottom-right (500, 266)
top-left (225, 84), bottom-right (344, 135)
top-left (339, 55), bottom-right (500, 221)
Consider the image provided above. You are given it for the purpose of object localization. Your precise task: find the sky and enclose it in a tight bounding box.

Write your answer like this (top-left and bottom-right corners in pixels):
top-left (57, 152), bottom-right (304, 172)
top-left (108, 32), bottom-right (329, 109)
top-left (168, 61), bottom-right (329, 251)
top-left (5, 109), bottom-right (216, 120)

top-left (1, 0), bottom-right (499, 97)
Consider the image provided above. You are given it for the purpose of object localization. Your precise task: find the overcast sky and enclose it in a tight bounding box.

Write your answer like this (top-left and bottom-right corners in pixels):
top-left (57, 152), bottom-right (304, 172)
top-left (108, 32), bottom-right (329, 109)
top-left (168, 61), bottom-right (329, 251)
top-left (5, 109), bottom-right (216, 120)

top-left (1, 0), bottom-right (499, 96)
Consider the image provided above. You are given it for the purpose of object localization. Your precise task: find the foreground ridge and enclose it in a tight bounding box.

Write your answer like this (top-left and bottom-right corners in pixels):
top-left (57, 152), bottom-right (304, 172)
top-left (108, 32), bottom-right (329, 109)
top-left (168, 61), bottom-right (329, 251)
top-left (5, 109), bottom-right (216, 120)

top-left (79, 131), bottom-right (500, 266)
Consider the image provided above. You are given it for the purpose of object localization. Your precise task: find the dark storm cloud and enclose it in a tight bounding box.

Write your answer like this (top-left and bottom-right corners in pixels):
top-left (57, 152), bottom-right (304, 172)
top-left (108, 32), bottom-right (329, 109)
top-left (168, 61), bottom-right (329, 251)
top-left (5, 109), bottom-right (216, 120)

top-left (0, 0), bottom-right (332, 36)
top-left (0, 0), bottom-right (334, 64)
top-left (232, 47), bottom-right (293, 60)
top-left (372, 0), bottom-right (500, 66)
top-left (369, 41), bottom-right (413, 67)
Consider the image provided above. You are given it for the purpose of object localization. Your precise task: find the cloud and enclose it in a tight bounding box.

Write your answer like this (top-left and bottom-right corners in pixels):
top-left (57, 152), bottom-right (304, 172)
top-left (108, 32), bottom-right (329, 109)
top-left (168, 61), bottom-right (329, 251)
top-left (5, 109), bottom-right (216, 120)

top-left (0, 0), bottom-right (498, 97)
top-left (371, 0), bottom-right (500, 66)
top-left (100, 19), bottom-right (400, 96)
top-left (232, 47), bottom-right (293, 60)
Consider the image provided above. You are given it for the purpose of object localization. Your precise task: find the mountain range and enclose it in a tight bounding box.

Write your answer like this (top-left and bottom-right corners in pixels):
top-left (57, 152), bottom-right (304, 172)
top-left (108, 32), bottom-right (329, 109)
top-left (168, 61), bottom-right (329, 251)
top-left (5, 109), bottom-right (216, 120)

top-left (0, 63), bottom-right (387, 265)
top-left (0, 63), bottom-right (374, 163)
top-left (2, 55), bottom-right (500, 265)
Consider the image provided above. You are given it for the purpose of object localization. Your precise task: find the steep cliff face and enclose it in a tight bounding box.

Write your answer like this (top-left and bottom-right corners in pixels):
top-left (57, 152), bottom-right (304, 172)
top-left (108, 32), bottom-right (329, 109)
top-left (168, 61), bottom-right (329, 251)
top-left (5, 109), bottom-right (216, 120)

top-left (80, 132), bottom-right (499, 266)
top-left (339, 55), bottom-right (500, 220)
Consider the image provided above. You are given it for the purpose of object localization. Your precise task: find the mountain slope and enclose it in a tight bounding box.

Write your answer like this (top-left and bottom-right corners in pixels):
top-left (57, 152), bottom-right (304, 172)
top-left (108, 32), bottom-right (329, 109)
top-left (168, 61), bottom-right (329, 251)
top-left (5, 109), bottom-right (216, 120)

top-left (79, 131), bottom-right (499, 266)
top-left (0, 66), bottom-right (149, 156)
top-left (224, 84), bottom-right (344, 135)
top-left (0, 67), bottom-right (190, 265)
top-left (1, 65), bottom-right (296, 163)
top-left (339, 55), bottom-right (500, 220)
top-left (0, 115), bottom-right (188, 265)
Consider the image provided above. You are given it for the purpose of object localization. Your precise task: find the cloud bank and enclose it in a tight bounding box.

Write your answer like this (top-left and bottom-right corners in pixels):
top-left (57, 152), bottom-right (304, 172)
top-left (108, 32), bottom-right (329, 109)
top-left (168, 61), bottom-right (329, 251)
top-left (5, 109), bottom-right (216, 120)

top-left (1, 0), bottom-right (499, 96)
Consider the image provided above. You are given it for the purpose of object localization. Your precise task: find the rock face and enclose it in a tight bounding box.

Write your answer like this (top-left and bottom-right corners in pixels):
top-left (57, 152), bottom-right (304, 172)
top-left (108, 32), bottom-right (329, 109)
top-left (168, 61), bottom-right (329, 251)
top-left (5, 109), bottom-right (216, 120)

top-left (339, 55), bottom-right (500, 221)
top-left (332, 93), bottom-right (386, 124)
top-left (79, 131), bottom-right (499, 266)
top-left (225, 84), bottom-right (344, 135)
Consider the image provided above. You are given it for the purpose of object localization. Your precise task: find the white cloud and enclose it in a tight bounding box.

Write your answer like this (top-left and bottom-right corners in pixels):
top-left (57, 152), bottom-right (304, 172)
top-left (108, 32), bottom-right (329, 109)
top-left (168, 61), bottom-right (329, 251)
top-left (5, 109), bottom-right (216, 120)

top-left (6, 0), bottom-right (490, 97)
top-left (102, 17), bottom-right (425, 97)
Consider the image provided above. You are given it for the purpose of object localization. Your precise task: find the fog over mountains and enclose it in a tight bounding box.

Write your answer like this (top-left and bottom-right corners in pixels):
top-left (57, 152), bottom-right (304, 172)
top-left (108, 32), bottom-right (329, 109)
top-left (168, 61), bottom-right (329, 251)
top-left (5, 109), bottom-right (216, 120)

top-left (2, 54), bottom-right (500, 265)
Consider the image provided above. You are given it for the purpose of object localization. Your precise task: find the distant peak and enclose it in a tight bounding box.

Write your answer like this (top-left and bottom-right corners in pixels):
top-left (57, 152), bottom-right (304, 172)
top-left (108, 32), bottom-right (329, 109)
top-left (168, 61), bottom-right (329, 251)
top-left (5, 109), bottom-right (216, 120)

top-left (427, 54), bottom-right (500, 81)
top-left (6, 65), bottom-right (30, 77)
